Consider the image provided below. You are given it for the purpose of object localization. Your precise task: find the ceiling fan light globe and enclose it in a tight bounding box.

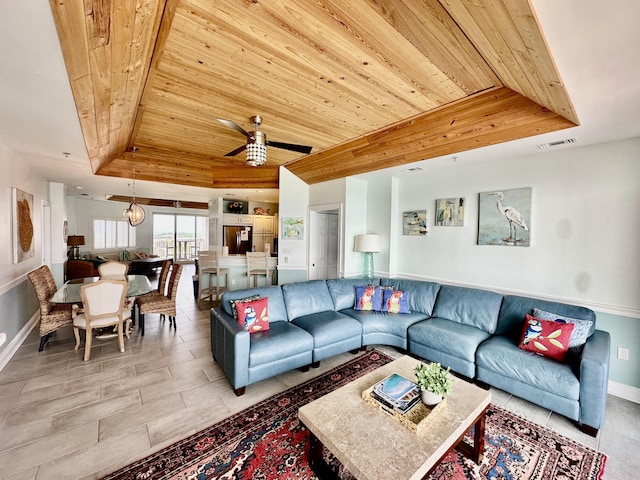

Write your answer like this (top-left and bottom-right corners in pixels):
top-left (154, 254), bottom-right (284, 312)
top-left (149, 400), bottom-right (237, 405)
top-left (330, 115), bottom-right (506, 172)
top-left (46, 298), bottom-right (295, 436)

top-left (246, 142), bottom-right (267, 166)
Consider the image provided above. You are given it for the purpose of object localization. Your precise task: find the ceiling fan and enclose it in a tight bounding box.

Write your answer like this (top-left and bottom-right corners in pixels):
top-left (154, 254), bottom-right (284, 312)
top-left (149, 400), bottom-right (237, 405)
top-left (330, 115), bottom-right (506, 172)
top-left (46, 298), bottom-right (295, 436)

top-left (218, 116), bottom-right (313, 166)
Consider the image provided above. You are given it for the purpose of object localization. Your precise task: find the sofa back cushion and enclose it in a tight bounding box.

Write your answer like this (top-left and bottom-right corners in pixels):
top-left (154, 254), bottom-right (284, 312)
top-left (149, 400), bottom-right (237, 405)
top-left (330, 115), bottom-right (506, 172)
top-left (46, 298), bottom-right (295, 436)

top-left (327, 277), bottom-right (381, 311)
top-left (221, 286), bottom-right (287, 323)
top-left (381, 279), bottom-right (441, 316)
top-left (282, 280), bottom-right (335, 321)
top-left (497, 295), bottom-right (596, 340)
top-left (432, 285), bottom-right (502, 334)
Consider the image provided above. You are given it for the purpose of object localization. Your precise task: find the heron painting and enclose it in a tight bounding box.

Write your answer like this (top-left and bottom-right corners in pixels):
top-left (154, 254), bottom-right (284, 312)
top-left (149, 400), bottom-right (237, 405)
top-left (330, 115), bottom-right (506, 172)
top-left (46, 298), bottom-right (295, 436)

top-left (478, 187), bottom-right (531, 246)
top-left (435, 197), bottom-right (465, 226)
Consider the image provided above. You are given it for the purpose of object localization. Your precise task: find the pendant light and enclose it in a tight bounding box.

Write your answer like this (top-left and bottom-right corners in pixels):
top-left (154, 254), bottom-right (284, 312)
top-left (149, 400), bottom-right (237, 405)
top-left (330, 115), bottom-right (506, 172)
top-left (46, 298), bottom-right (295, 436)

top-left (123, 147), bottom-right (145, 226)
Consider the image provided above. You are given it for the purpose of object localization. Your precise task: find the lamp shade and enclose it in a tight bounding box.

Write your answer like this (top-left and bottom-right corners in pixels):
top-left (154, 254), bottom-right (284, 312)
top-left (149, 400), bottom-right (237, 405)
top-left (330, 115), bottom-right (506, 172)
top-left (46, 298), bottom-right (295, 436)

top-left (354, 234), bottom-right (380, 253)
top-left (67, 235), bottom-right (85, 247)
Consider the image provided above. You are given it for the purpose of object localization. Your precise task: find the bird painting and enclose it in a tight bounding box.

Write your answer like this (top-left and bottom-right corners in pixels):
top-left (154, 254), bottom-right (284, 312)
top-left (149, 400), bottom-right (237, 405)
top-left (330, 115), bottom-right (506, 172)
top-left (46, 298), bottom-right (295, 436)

top-left (478, 187), bottom-right (531, 246)
top-left (489, 191), bottom-right (529, 245)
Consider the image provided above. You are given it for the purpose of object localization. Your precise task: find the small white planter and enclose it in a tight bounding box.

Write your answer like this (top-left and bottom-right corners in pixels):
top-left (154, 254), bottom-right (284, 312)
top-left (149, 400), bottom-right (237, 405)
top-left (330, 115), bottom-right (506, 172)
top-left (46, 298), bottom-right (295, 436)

top-left (421, 390), bottom-right (443, 406)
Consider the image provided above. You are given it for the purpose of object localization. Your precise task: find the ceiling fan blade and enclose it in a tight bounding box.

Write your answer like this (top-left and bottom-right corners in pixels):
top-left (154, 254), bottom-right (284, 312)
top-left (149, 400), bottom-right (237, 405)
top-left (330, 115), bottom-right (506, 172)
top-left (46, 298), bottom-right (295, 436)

top-left (224, 144), bottom-right (248, 156)
top-left (217, 118), bottom-right (254, 140)
top-left (266, 140), bottom-right (313, 155)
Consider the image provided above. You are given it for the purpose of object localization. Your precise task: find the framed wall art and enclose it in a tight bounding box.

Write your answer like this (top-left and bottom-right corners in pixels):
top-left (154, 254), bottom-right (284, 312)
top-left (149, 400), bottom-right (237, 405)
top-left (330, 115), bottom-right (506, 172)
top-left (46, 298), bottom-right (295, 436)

top-left (478, 187), bottom-right (531, 247)
top-left (282, 217), bottom-right (304, 240)
top-left (435, 197), bottom-right (465, 226)
top-left (402, 210), bottom-right (428, 236)
top-left (12, 187), bottom-right (35, 263)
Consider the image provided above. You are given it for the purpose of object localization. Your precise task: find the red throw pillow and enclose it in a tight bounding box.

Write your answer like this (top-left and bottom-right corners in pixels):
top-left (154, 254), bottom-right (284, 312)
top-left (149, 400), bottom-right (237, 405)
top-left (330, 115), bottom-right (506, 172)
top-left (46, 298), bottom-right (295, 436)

top-left (235, 297), bottom-right (269, 333)
top-left (519, 314), bottom-right (574, 361)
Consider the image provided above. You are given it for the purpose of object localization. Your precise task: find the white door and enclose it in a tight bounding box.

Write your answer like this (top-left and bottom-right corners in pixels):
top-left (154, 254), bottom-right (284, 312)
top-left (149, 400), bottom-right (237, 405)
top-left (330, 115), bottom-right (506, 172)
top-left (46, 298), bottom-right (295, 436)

top-left (308, 209), bottom-right (340, 280)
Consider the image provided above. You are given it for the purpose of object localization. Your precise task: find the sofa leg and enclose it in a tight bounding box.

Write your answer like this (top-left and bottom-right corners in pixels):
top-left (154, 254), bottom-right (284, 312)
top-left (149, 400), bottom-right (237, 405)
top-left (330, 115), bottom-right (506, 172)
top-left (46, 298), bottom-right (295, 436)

top-left (475, 380), bottom-right (491, 391)
top-left (581, 424), bottom-right (599, 437)
top-left (312, 361), bottom-right (320, 368)
top-left (349, 348), bottom-right (360, 354)
top-left (234, 387), bottom-right (246, 396)
top-left (300, 365), bottom-right (310, 372)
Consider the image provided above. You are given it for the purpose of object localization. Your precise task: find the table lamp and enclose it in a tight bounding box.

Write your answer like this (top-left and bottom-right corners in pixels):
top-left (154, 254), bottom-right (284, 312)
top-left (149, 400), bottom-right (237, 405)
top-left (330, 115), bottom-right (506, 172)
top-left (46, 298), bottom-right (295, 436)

top-left (354, 234), bottom-right (380, 279)
top-left (67, 235), bottom-right (85, 259)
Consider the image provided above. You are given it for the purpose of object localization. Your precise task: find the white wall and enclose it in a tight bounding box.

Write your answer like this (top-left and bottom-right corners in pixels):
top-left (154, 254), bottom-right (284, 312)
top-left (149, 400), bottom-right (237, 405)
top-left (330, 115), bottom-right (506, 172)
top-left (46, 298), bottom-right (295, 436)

top-left (0, 143), bottom-right (49, 285)
top-left (388, 138), bottom-right (640, 312)
top-left (278, 167), bottom-right (310, 283)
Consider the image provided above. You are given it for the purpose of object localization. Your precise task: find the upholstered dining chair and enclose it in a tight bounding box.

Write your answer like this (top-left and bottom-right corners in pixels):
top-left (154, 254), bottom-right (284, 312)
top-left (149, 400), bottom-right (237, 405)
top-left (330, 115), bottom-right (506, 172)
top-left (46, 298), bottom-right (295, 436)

top-left (72, 279), bottom-right (128, 361)
top-left (98, 261), bottom-right (129, 279)
top-left (246, 251), bottom-right (271, 288)
top-left (137, 263), bottom-right (183, 335)
top-left (28, 265), bottom-right (73, 351)
top-left (197, 250), bottom-right (229, 308)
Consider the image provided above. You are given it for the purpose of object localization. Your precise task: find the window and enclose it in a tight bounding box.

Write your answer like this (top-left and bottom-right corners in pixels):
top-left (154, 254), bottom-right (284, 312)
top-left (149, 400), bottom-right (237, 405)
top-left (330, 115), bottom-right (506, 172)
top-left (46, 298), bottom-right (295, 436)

top-left (92, 218), bottom-right (137, 250)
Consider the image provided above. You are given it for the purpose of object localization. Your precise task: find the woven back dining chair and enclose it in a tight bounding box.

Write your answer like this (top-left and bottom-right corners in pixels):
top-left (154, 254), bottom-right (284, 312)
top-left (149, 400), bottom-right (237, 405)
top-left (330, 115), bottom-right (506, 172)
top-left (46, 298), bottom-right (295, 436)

top-left (137, 263), bottom-right (183, 336)
top-left (27, 265), bottom-right (73, 351)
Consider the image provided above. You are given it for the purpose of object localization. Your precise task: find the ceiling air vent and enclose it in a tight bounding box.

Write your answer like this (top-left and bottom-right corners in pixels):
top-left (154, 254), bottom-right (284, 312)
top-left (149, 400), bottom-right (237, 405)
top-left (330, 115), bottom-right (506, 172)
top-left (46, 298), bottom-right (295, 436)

top-left (403, 166), bottom-right (424, 173)
top-left (537, 138), bottom-right (577, 150)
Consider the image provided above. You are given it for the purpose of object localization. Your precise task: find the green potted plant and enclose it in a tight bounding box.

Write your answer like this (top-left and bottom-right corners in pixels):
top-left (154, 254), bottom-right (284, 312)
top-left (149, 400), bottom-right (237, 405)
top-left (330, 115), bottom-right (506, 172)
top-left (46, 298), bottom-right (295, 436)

top-left (413, 362), bottom-right (452, 406)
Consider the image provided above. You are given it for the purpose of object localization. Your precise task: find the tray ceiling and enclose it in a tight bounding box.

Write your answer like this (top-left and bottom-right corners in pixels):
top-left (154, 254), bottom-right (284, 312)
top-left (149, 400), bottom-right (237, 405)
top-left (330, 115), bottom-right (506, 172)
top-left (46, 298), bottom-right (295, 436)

top-left (49, 0), bottom-right (577, 190)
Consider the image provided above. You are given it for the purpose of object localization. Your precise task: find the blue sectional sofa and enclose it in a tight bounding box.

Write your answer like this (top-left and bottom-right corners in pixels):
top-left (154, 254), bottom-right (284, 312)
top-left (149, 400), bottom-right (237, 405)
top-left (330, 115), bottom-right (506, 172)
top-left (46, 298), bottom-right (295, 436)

top-left (210, 277), bottom-right (610, 436)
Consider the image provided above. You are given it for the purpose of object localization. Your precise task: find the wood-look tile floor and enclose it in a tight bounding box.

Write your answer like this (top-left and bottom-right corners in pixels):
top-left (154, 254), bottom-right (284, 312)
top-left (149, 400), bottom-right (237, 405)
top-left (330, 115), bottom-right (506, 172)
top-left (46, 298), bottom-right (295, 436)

top-left (0, 264), bottom-right (637, 479)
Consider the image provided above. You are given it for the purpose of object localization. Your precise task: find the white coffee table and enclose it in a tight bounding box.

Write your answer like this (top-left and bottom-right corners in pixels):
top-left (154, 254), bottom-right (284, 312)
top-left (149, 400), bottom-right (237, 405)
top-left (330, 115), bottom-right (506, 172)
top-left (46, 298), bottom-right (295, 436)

top-left (298, 355), bottom-right (491, 480)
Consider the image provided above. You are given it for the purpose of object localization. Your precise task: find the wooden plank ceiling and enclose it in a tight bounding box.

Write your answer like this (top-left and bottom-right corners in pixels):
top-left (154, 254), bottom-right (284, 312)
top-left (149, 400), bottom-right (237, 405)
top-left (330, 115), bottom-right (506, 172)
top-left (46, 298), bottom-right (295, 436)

top-left (50, 0), bottom-right (577, 190)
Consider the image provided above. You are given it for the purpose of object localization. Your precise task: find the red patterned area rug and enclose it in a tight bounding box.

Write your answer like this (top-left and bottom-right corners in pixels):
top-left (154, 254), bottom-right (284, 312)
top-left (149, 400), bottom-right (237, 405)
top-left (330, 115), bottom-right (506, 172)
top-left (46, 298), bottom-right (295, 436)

top-left (101, 350), bottom-right (606, 480)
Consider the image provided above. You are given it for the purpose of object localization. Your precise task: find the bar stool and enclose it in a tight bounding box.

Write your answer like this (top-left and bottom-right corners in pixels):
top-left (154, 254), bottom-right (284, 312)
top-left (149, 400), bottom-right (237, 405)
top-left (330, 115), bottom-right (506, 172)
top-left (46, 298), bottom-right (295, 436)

top-left (198, 251), bottom-right (229, 308)
top-left (246, 251), bottom-right (272, 288)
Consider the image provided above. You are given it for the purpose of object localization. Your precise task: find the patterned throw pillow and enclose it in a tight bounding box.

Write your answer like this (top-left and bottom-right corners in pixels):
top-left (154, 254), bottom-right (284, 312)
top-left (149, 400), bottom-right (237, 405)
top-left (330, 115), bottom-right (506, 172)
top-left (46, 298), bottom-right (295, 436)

top-left (235, 297), bottom-right (269, 333)
top-left (381, 289), bottom-right (410, 314)
top-left (229, 295), bottom-right (261, 320)
top-left (519, 314), bottom-right (574, 362)
top-left (354, 285), bottom-right (382, 311)
top-left (532, 308), bottom-right (593, 351)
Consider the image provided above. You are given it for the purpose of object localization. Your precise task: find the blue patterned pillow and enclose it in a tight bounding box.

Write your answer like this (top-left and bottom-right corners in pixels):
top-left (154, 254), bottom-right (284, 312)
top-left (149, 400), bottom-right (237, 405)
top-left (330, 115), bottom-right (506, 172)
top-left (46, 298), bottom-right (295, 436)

top-left (532, 308), bottom-right (593, 354)
top-left (382, 289), bottom-right (410, 314)
top-left (355, 285), bottom-right (382, 311)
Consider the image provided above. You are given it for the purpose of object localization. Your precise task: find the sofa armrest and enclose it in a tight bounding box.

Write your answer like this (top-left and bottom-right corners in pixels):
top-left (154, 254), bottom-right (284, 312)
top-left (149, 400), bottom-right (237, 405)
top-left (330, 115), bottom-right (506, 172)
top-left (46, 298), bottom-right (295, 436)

top-left (579, 329), bottom-right (610, 431)
top-left (210, 308), bottom-right (250, 389)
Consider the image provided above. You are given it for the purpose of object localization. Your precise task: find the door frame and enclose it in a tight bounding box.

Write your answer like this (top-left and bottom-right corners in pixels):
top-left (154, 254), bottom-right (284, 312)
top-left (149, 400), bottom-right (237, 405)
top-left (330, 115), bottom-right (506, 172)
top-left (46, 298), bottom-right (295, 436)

top-left (308, 203), bottom-right (343, 279)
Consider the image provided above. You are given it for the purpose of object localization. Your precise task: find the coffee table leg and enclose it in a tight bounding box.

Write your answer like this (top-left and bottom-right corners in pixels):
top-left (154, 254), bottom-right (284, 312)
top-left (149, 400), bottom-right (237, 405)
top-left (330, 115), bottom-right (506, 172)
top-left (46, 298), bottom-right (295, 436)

top-left (455, 406), bottom-right (487, 464)
top-left (472, 409), bottom-right (486, 464)
top-left (307, 431), bottom-right (341, 480)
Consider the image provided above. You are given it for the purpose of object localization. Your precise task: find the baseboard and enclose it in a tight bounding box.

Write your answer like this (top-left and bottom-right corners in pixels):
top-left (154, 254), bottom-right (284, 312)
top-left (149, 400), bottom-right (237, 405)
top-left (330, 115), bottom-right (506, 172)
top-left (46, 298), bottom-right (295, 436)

top-left (0, 313), bottom-right (38, 372)
top-left (608, 380), bottom-right (640, 404)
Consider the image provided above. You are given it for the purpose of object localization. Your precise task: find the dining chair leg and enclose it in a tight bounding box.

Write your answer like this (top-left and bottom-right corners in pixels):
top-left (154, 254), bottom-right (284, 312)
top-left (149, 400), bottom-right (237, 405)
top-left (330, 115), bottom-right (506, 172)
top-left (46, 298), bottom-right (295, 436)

top-left (73, 328), bottom-right (81, 350)
top-left (140, 313), bottom-right (145, 336)
top-left (84, 329), bottom-right (92, 361)
top-left (38, 333), bottom-right (53, 352)
top-left (117, 323), bottom-right (125, 353)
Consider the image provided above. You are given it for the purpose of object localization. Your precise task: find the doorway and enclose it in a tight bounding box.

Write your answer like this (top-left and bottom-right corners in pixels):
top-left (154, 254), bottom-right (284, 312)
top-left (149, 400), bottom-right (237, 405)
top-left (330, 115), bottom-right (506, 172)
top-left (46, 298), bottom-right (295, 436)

top-left (308, 203), bottom-right (342, 280)
top-left (152, 213), bottom-right (208, 262)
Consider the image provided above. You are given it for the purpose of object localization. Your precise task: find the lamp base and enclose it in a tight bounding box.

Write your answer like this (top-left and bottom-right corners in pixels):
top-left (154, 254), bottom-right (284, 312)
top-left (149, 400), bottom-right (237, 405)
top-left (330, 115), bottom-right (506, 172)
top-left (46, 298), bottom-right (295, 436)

top-left (362, 252), bottom-right (374, 279)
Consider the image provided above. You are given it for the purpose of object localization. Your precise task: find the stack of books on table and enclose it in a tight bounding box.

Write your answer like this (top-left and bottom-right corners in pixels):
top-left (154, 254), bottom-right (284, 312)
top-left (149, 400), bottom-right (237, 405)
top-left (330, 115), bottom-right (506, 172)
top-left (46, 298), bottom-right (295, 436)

top-left (371, 373), bottom-right (421, 414)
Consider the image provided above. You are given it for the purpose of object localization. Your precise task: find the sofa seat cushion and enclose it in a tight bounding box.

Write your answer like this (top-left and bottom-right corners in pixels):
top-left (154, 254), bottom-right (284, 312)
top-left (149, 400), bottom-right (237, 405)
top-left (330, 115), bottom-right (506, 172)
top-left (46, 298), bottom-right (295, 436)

top-left (476, 336), bottom-right (580, 400)
top-left (248, 321), bottom-right (314, 368)
top-left (292, 311), bottom-right (362, 348)
top-left (408, 318), bottom-right (491, 362)
top-left (342, 309), bottom-right (427, 337)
